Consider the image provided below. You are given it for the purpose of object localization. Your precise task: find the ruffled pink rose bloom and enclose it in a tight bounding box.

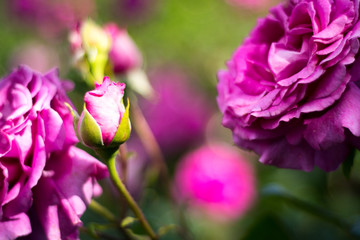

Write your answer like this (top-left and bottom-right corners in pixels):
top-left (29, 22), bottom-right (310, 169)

top-left (0, 65), bottom-right (108, 239)
top-left (217, 0), bottom-right (360, 172)
top-left (104, 23), bottom-right (142, 74)
top-left (174, 144), bottom-right (256, 221)
top-left (80, 77), bottom-right (129, 147)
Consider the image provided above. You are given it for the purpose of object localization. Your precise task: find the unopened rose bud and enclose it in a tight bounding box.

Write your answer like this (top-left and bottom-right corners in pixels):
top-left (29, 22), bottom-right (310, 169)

top-left (81, 20), bottom-right (111, 62)
top-left (75, 77), bottom-right (131, 150)
top-left (69, 20), bottom-right (111, 84)
top-left (104, 23), bottom-right (142, 74)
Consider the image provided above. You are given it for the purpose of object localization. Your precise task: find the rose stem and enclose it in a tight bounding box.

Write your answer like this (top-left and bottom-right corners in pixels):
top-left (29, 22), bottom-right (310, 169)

top-left (118, 144), bottom-right (129, 187)
top-left (107, 150), bottom-right (158, 240)
top-left (117, 144), bottom-right (129, 219)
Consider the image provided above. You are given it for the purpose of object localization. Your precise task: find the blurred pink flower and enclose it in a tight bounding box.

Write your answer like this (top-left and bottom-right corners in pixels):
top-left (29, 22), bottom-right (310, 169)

top-left (0, 65), bottom-right (108, 239)
top-left (139, 67), bottom-right (213, 156)
top-left (114, 0), bottom-right (158, 23)
top-left (174, 144), bottom-right (256, 221)
top-left (9, 42), bottom-right (60, 73)
top-left (9, 0), bottom-right (95, 36)
top-left (104, 23), bottom-right (143, 74)
top-left (225, 0), bottom-right (275, 9)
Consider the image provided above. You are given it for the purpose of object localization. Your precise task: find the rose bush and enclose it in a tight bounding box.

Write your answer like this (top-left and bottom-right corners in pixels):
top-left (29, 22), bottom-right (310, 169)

top-left (0, 65), bottom-right (108, 239)
top-left (217, 0), bottom-right (360, 171)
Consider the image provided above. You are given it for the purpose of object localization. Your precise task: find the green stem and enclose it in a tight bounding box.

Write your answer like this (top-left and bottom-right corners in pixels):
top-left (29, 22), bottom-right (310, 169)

top-left (89, 52), bottom-right (108, 84)
top-left (118, 144), bottom-right (129, 219)
top-left (106, 150), bottom-right (158, 240)
top-left (89, 200), bottom-right (117, 222)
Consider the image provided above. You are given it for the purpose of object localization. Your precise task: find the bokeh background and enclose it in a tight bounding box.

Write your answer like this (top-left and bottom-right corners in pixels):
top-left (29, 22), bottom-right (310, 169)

top-left (1, 0), bottom-right (360, 239)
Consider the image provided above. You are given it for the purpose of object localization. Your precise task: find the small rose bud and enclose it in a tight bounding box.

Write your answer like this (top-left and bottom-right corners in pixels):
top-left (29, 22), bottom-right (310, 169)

top-left (68, 20), bottom-right (111, 84)
top-left (104, 23), bottom-right (142, 74)
top-left (81, 20), bottom-right (111, 62)
top-left (77, 77), bottom-right (131, 150)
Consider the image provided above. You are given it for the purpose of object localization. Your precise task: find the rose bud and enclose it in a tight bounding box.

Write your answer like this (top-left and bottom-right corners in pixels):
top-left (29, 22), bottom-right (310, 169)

top-left (81, 20), bottom-right (111, 62)
top-left (69, 19), bottom-right (111, 84)
top-left (104, 23), bottom-right (142, 74)
top-left (70, 77), bottom-right (131, 151)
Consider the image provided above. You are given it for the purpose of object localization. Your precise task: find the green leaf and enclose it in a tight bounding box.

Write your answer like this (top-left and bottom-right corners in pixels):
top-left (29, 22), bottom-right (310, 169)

top-left (121, 216), bottom-right (138, 228)
top-left (79, 105), bottom-right (104, 147)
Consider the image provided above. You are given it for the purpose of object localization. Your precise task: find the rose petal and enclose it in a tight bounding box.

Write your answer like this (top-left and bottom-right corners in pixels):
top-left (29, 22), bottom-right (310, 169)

top-left (0, 213), bottom-right (32, 239)
top-left (33, 146), bottom-right (108, 239)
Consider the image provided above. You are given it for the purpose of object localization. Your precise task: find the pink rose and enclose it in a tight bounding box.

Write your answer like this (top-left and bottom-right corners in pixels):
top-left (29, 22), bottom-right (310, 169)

top-left (78, 77), bottom-right (131, 148)
top-left (104, 23), bottom-right (143, 74)
top-left (174, 144), bottom-right (256, 221)
top-left (0, 65), bottom-right (108, 239)
top-left (217, 0), bottom-right (360, 171)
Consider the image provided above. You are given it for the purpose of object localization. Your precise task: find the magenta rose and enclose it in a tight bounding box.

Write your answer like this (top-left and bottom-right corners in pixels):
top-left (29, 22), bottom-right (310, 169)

top-left (217, 0), bottom-right (360, 171)
top-left (104, 23), bottom-right (142, 74)
top-left (0, 65), bottom-right (108, 239)
top-left (78, 77), bottom-right (131, 148)
top-left (174, 144), bottom-right (256, 221)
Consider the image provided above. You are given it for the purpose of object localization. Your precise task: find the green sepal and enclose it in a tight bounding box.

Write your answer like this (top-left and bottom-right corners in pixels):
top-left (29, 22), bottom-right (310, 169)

top-left (79, 105), bottom-right (104, 148)
top-left (64, 102), bottom-right (81, 141)
top-left (108, 99), bottom-right (131, 148)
